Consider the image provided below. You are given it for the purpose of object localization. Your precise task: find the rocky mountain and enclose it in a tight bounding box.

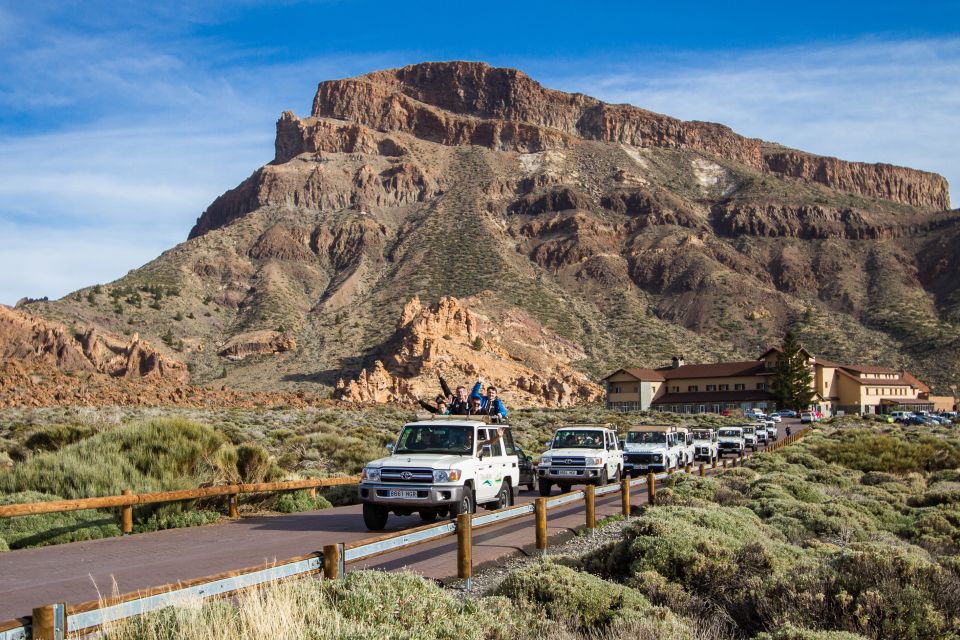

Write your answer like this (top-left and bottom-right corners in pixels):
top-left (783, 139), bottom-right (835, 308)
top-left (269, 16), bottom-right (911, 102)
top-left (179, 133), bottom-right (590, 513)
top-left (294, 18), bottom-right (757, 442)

top-left (21, 61), bottom-right (959, 401)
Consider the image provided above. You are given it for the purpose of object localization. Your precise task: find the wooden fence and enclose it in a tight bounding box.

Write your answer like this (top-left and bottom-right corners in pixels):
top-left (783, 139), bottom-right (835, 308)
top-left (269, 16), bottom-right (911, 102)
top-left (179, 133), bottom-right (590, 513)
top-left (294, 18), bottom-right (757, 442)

top-left (0, 429), bottom-right (809, 640)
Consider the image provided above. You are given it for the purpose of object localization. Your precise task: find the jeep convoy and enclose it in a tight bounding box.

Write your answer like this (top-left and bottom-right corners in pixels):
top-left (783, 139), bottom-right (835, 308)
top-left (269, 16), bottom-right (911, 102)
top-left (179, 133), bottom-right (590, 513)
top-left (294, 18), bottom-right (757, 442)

top-left (536, 424), bottom-right (623, 496)
top-left (359, 416), bottom-right (520, 530)
top-left (359, 414), bottom-right (786, 529)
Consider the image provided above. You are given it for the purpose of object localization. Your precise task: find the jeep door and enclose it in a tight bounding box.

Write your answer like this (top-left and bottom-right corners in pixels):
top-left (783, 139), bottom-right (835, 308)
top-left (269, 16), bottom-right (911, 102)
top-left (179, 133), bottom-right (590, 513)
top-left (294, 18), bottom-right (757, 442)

top-left (475, 428), bottom-right (499, 502)
top-left (606, 431), bottom-right (623, 475)
top-left (501, 428), bottom-right (522, 488)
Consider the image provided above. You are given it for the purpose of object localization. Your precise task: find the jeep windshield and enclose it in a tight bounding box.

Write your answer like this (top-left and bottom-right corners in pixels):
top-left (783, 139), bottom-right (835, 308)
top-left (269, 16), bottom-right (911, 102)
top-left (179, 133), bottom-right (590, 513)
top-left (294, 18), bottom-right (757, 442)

top-left (553, 429), bottom-right (604, 449)
top-left (693, 431), bottom-right (712, 440)
top-left (742, 427), bottom-right (755, 434)
top-left (626, 431), bottom-right (667, 444)
top-left (718, 429), bottom-right (741, 438)
top-left (394, 425), bottom-right (475, 455)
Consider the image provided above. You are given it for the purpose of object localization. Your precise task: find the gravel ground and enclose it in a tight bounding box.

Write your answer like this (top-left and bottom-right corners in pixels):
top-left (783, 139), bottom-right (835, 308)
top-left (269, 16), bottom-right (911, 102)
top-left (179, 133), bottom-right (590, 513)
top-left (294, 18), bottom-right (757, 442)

top-left (446, 514), bottom-right (634, 599)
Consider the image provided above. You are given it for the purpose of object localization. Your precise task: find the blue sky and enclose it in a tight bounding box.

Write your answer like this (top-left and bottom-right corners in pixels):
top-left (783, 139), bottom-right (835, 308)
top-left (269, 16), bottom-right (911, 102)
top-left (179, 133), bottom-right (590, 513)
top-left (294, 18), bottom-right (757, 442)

top-left (1, 1), bottom-right (958, 304)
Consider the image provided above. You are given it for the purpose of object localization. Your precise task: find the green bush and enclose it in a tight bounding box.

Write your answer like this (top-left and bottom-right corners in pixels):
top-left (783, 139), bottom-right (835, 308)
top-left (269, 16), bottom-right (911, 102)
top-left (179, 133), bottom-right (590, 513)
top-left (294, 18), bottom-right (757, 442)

top-left (24, 423), bottom-right (100, 451)
top-left (274, 490), bottom-right (332, 513)
top-left (0, 491), bottom-right (121, 549)
top-left (134, 509), bottom-right (222, 534)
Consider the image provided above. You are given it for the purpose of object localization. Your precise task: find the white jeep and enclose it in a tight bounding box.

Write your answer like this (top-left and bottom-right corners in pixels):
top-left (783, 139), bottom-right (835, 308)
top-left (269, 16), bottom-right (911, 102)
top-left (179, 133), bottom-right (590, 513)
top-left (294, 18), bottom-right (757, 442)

top-left (692, 428), bottom-right (719, 463)
top-left (717, 427), bottom-right (745, 457)
top-left (622, 425), bottom-right (687, 476)
top-left (754, 422), bottom-right (770, 445)
top-left (537, 424), bottom-right (623, 496)
top-left (741, 425), bottom-right (758, 451)
top-left (358, 416), bottom-right (520, 530)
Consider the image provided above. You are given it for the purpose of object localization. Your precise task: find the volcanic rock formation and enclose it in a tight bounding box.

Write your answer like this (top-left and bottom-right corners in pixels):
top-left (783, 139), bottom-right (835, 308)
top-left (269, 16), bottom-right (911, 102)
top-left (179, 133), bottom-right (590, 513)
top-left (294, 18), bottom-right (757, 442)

top-left (25, 61), bottom-right (960, 401)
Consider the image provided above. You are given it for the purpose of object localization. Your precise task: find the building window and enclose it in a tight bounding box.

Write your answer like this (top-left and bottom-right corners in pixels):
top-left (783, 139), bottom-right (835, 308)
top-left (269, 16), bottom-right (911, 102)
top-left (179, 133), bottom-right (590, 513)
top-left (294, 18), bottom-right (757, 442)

top-left (688, 385), bottom-right (699, 392)
top-left (671, 386), bottom-right (679, 393)
top-left (756, 383), bottom-right (766, 390)
top-left (706, 384), bottom-right (717, 391)
top-left (719, 384), bottom-right (729, 391)
top-left (734, 383), bottom-right (745, 391)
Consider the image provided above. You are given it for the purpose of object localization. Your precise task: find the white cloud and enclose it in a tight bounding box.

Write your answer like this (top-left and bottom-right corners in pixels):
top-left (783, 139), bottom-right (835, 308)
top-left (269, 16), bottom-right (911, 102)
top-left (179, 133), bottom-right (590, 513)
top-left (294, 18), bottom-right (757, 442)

top-left (544, 38), bottom-right (960, 204)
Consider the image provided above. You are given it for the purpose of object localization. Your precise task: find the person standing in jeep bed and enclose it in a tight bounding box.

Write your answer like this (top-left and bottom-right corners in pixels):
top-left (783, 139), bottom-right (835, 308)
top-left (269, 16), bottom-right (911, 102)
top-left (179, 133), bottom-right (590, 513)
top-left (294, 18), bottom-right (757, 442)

top-left (471, 376), bottom-right (508, 420)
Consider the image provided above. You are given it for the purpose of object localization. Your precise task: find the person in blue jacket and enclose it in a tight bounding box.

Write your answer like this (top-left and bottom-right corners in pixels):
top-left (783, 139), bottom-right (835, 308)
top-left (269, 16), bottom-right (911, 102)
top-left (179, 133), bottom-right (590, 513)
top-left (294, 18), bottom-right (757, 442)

top-left (470, 376), bottom-right (507, 420)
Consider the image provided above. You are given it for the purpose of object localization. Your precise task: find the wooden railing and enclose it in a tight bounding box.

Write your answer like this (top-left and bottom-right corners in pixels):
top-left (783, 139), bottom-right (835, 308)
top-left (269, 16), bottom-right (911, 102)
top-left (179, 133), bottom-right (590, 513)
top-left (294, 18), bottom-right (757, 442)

top-left (0, 476), bottom-right (360, 534)
top-left (0, 429), bottom-right (810, 640)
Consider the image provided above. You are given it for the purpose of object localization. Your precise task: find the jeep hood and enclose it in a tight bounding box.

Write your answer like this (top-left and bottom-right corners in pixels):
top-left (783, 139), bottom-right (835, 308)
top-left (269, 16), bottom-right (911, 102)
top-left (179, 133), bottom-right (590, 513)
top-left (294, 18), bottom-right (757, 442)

top-left (623, 443), bottom-right (668, 453)
top-left (542, 448), bottom-right (604, 458)
top-left (367, 454), bottom-right (473, 469)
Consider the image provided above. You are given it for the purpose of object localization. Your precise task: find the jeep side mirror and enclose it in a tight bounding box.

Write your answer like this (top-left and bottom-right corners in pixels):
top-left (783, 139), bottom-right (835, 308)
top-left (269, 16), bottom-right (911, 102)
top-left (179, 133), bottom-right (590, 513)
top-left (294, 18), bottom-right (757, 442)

top-left (386, 443), bottom-right (394, 453)
top-left (480, 444), bottom-right (492, 459)
top-left (545, 440), bottom-right (552, 449)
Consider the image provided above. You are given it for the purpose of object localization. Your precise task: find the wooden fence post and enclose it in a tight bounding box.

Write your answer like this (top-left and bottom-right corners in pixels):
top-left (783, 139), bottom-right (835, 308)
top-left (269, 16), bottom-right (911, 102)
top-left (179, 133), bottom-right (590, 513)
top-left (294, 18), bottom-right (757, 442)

top-left (585, 485), bottom-right (596, 530)
top-left (699, 463), bottom-right (705, 477)
top-left (322, 544), bottom-right (340, 580)
top-left (457, 512), bottom-right (472, 585)
top-left (647, 471), bottom-right (656, 505)
top-left (229, 494), bottom-right (239, 519)
top-left (684, 462), bottom-right (692, 474)
top-left (31, 603), bottom-right (65, 640)
top-left (535, 497), bottom-right (548, 551)
top-left (121, 489), bottom-right (133, 535)
top-left (723, 459), bottom-right (729, 469)
top-left (712, 457), bottom-right (718, 469)
top-left (620, 476), bottom-right (630, 517)
top-left (308, 486), bottom-right (317, 499)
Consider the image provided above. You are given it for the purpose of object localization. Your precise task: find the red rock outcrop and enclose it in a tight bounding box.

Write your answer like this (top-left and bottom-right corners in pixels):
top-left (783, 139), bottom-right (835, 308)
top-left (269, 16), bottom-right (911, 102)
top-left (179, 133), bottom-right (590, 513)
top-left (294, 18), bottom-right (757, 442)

top-left (0, 305), bottom-right (187, 382)
top-left (218, 330), bottom-right (297, 360)
top-left (336, 296), bottom-right (603, 408)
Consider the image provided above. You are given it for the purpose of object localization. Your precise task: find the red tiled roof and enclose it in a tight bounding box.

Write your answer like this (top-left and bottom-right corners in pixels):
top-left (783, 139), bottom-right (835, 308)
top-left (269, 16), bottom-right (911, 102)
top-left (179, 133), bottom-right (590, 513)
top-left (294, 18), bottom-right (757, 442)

top-left (901, 371), bottom-right (930, 393)
top-left (602, 368), bottom-right (666, 382)
top-left (839, 364), bottom-right (901, 375)
top-left (652, 389), bottom-right (777, 405)
top-left (655, 360), bottom-right (767, 379)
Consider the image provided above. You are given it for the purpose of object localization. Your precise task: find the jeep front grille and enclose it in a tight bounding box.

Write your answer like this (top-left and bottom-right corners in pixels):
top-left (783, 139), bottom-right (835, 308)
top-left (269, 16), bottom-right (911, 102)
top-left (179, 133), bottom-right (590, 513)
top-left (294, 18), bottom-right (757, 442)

top-left (380, 468), bottom-right (434, 483)
top-left (551, 457), bottom-right (587, 467)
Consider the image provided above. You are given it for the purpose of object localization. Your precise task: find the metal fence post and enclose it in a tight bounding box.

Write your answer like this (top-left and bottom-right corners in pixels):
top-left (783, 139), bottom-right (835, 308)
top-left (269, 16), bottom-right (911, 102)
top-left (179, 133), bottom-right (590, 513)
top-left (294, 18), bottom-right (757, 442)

top-left (585, 485), bottom-right (596, 531)
top-left (322, 544), bottom-right (340, 580)
top-left (620, 476), bottom-right (630, 517)
top-left (32, 603), bottom-right (65, 640)
top-left (534, 497), bottom-right (548, 553)
top-left (647, 471), bottom-right (656, 505)
top-left (457, 512), bottom-right (472, 588)
top-left (121, 489), bottom-right (133, 535)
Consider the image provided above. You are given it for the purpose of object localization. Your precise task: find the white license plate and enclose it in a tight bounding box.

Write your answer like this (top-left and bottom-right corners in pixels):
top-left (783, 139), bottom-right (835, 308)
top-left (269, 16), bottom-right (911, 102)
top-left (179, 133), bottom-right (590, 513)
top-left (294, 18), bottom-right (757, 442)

top-left (388, 490), bottom-right (418, 499)
top-left (557, 469), bottom-right (579, 476)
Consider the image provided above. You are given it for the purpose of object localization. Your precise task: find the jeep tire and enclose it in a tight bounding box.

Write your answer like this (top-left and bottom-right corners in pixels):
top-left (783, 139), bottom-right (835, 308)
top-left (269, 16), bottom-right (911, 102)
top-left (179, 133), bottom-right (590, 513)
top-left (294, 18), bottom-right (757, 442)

top-left (493, 481), bottom-right (512, 510)
top-left (455, 489), bottom-right (475, 516)
top-left (599, 468), bottom-right (609, 486)
top-left (526, 481), bottom-right (535, 492)
top-left (363, 503), bottom-right (389, 531)
top-left (419, 510), bottom-right (437, 523)
top-left (612, 466), bottom-right (621, 484)
top-left (538, 479), bottom-right (552, 496)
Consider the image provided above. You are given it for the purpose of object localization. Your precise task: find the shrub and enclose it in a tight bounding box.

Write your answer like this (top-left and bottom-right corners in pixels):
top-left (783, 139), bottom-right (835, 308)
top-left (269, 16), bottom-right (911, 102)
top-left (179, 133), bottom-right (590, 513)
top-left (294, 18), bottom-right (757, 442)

top-left (134, 509), bottom-right (222, 534)
top-left (24, 423), bottom-right (99, 452)
top-left (274, 490), bottom-right (332, 513)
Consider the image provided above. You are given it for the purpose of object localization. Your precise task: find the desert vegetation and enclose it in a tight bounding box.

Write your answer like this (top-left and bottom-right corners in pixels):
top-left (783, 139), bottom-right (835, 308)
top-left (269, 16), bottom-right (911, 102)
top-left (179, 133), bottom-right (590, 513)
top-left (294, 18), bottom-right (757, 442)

top-left (84, 418), bottom-right (960, 639)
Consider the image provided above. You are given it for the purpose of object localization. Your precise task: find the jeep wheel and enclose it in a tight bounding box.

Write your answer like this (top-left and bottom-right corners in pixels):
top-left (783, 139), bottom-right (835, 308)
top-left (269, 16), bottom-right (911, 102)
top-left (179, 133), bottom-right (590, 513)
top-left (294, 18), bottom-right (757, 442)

top-left (526, 481), bottom-right (535, 492)
top-left (362, 503), bottom-right (389, 531)
top-left (419, 510), bottom-right (437, 523)
top-left (599, 468), bottom-right (609, 486)
top-left (538, 479), bottom-right (552, 496)
top-left (493, 481), bottom-right (512, 510)
top-left (455, 490), bottom-right (475, 516)
top-left (612, 467), bottom-right (621, 484)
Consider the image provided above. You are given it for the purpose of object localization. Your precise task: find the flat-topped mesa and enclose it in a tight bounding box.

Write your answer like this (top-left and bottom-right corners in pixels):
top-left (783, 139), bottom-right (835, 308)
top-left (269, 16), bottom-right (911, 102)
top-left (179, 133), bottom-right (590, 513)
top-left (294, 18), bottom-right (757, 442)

top-left (302, 61), bottom-right (948, 210)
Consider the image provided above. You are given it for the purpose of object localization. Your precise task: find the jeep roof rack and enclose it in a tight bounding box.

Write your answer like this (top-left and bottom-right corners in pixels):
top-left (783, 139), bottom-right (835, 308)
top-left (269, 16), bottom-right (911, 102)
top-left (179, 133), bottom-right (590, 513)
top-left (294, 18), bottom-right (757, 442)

top-left (421, 414), bottom-right (505, 424)
top-left (627, 424), bottom-right (680, 432)
top-left (556, 423), bottom-right (615, 429)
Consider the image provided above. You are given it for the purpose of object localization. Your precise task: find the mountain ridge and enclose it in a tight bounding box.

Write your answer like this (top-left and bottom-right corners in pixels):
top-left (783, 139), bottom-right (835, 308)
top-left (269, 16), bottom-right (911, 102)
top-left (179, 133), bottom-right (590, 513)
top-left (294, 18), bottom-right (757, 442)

top-left (16, 61), bottom-right (960, 402)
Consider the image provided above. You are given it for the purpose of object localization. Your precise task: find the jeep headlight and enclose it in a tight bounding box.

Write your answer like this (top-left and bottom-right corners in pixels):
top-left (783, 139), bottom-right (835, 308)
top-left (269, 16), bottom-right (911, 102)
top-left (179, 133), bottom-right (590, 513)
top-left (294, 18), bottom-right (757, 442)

top-left (433, 469), bottom-right (462, 482)
top-left (653, 454), bottom-right (663, 461)
top-left (590, 457), bottom-right (603, 465)
top-left (361, 467), bottom-right (381, 482)
top-left (539, 457), bottom-right (551, 467)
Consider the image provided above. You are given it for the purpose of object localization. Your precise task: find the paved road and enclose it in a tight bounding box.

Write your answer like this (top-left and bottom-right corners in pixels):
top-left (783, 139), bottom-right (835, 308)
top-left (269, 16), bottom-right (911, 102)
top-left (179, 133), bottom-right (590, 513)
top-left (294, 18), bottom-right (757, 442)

top-left (0, 420), bottom-right (798, 621)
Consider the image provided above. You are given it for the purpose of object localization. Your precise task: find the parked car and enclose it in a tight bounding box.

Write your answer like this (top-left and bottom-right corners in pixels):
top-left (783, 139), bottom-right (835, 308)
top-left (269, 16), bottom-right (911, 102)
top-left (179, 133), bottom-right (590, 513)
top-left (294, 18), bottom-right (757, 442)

top-left (717, 427), bottom-right (745, 457)
top-left (780, 409), bottom-right (798, 418)
top-left (537, 424), bottom-right (624, 495)
top-left (359, 416), bottom-right (520, 530)
top-left (800, 412), bottom-right (815, 424)
top-left (768, 414), bottom-right (782, 423)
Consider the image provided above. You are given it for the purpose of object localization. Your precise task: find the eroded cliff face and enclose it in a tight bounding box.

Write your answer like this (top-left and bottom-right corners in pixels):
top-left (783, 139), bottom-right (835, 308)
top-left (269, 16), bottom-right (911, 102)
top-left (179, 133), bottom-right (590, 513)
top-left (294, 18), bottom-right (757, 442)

top-left (35, 61), bottom-right (959, 402)
top-left (336, 296), bottom-right (603, 407)
top-left (0, 305), bottom-right (187, 381)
